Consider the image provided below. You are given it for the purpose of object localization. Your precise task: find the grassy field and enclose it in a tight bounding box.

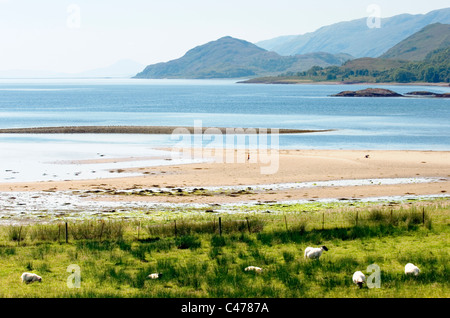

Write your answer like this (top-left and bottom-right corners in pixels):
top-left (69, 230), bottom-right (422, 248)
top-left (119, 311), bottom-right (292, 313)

top-left (0, 200), bottom-right (448, 298)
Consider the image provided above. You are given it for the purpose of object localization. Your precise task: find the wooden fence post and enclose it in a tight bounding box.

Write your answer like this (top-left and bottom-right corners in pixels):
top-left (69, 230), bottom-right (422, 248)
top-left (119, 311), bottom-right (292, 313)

top-left (65, 222), bottom-right (69, 243)
top-left (174, 220), bottom-right (177, 237)
top-left (284, 215), bottom-right (288, 231)
top-left (423, 207), bottom-right (425, 225)
top-left (219, 217), bottom-right (222, 236)
top-left (356, 211), bottom-right (358, 226)
top-left (246, 217), bottom-right (251, 233)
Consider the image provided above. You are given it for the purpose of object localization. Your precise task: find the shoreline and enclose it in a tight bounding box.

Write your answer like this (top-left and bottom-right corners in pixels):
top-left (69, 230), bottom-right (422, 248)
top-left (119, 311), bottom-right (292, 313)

top-left (0, 149), bottom-right (448, 205)
top-left (238, 79), bottom-right (450, 87)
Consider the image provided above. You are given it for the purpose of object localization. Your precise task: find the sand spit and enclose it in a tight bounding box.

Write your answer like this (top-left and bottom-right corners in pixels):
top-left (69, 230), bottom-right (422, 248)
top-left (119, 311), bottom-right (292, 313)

top-left (0, 126), bottom-right (334, 134)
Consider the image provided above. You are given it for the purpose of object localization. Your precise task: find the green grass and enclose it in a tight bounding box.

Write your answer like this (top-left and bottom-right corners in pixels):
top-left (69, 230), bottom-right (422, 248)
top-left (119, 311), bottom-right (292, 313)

top-left (0, 201), bottom-right (448, 298)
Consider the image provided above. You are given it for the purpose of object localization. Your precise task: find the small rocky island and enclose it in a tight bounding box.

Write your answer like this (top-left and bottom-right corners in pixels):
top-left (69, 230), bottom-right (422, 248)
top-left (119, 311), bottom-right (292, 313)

top-left (332, 88), bottom-right (450, 98)
top-left (332, 88), bottom-right (403, 97)
top-left (403, 91), bottom-right (450, 98)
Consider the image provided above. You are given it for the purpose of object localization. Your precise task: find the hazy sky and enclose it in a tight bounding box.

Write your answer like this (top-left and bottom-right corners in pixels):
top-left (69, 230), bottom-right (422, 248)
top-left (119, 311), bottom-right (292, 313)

top-left (0, 0), bottom-right (448, 73)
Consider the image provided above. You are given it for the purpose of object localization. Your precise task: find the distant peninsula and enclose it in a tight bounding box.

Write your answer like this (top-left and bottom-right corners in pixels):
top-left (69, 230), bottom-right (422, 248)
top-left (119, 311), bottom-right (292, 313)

top-left (239, 46), bottom-right (450, 86)
top-left (134, 36), bottom-right (352, 79)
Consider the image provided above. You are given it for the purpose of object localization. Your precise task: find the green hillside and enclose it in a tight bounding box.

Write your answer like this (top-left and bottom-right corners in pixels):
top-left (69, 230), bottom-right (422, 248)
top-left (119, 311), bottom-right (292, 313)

top-left (341, 58), bottom-right (408, 71)
top-left (242, 47), bottom-right (450, 84)
top-left (380, 23), bottom-right (450, 61)
top-left (134, 36), bottom-right (353, 79)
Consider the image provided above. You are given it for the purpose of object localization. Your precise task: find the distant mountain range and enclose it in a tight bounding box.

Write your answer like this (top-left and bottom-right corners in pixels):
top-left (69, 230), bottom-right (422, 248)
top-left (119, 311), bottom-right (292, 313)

top-left (0, 59), bottom-right (145, 79)
top-left (5, 7), bottom-right (448, 81)
top-left (134, 36), bottom-right (353, 79)
top-left (330, 22), bottom-right (450, 71)
top-left (242, 26), bottom-right (450, 85)
top-left (135, 8), bottom-right (450, 80)
top-left (256, 7), bottom-right (450, 58)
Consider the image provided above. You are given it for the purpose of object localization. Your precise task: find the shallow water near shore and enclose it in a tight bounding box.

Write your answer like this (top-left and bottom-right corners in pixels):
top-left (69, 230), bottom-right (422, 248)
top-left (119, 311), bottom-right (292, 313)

top-left (0, 138), bottom-right (208, 183)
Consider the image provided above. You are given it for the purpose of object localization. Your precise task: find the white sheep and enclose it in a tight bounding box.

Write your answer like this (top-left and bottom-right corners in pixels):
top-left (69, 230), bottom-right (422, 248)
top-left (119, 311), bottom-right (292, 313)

top-left (405, 263), bottom-right (420, 276)
top-left (244, 266), bottom-right (263, 273)
top-left (148, 273), bottom-right (162, 279)
top-left (352, 271), bottom-right (366, 288)
top-left (21, 272), bottom-right (42, 284)
top-left (304, 246), bottom-right (329, 260)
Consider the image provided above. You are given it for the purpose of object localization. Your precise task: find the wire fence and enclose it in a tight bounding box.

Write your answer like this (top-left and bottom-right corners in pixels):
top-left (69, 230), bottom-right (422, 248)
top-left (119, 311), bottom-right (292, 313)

top-left (1, 205), bottom-right (434, 244)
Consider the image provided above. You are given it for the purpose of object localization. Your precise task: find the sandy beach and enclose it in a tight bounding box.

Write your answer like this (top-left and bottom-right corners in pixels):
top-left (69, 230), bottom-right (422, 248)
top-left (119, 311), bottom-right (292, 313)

top-left (1, 149), bottom-right (448, 204)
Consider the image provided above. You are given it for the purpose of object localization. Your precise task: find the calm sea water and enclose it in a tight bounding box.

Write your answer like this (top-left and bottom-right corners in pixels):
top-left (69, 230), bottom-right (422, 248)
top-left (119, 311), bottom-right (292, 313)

top-left (0, 78), bottom-right (449, 150)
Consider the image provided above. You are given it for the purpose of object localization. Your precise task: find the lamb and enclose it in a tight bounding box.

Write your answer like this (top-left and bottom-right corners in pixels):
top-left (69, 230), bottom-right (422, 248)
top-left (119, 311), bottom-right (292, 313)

top-left (21, 272), bottom-right (42, 284)
top-left (244, 266), bottom-right (263, 273)
top-left (405, 263), bottom-right (420, 276)
top-left (304, 246), bottom-right (329, 260)
top-left (148, 273), bottom-right (162, 279)
top-left (352, 271), bottom-right (366, 289)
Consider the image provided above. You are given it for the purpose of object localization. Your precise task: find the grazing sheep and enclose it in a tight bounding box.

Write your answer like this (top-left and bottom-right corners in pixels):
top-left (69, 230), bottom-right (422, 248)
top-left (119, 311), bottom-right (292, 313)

top-left (244, 266), bottom-right (263, 273)
top-left (304, 246), bottom-right (329, 260)
top-left (148, 273), bottom-right (162, 279)
top-left (21, 272), bottom-right (42, 284)
top-left (352, 271), bottom-right (366, 288)
top-left (405, 263), bottom-right (420, 276)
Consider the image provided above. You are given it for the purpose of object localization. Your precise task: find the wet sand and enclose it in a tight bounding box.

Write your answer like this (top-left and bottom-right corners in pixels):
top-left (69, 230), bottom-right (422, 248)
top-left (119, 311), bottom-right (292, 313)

top-left (1, 149), bottom-right (448, 204)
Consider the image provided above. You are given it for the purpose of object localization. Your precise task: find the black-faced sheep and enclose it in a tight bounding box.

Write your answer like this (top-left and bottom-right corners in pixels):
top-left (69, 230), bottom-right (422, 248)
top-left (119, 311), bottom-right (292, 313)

top-left (352, 271), bottom-right (366, 288)
top-left (304, 246), bottom-right (328, 260)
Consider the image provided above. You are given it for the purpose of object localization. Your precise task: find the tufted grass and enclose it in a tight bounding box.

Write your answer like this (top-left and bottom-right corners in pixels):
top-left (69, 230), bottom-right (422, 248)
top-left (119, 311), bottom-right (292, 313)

top-left (0, 201), bottom-right (448, 298)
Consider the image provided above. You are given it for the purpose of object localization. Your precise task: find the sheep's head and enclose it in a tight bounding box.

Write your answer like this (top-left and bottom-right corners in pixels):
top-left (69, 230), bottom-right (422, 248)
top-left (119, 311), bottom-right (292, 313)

top-left (321, 246), bottom-right (329, 251)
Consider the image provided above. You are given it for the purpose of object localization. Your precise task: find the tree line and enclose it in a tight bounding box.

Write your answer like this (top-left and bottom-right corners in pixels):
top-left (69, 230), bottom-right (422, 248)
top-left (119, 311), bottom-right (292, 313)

top-left (279, 47), bottom-right (450, 83)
